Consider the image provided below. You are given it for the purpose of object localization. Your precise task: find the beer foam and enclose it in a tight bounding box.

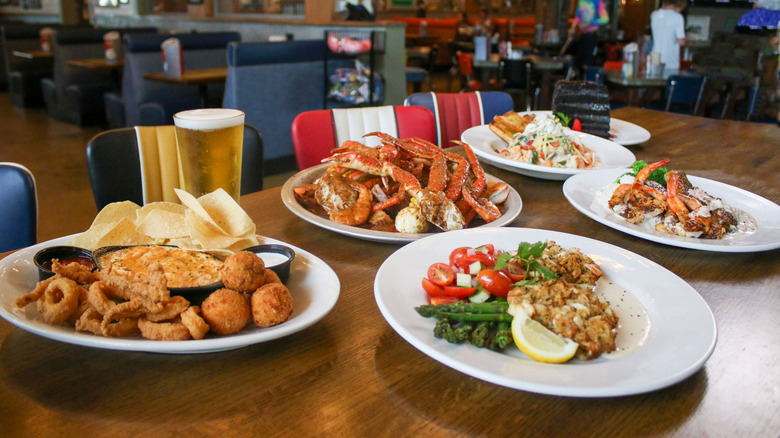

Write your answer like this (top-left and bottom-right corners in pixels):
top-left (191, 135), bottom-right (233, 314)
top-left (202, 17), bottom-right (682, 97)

top-left (173, 109), bottom-right (245, 130)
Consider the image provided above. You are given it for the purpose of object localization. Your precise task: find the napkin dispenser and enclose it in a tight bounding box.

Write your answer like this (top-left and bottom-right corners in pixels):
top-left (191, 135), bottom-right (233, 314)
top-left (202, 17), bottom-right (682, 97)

top-left (161, 37), bottom-right (183, 78)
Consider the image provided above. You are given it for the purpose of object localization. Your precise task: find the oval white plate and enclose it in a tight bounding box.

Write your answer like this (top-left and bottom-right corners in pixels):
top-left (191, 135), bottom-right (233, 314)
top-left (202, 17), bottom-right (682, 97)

top-left (461, 111), bottom-right (636, 181)
top-left (374, 227), bottom-right (717, 397)
top-left (0, 235), bottom-right (340, 354)
top-left (609, 118), bottom-right (651, 145)
top-left (563, 169), bottom-right (780, 252)
top-left (281, 163), bottom-right (523, 244)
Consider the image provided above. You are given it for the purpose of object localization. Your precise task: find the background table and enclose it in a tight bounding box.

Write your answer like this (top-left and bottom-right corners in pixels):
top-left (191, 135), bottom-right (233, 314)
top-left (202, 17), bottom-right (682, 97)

top-left (0, 108), bottom-right (778, 436)
top-left (68, 58), bottom-right (124, 89)
top-left (144, 67), bottom-right (227, 108)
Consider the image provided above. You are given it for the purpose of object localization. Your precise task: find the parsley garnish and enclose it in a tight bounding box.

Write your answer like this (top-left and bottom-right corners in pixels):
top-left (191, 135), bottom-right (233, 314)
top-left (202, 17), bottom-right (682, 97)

top-left (494, 241), bottom-right (558, 286)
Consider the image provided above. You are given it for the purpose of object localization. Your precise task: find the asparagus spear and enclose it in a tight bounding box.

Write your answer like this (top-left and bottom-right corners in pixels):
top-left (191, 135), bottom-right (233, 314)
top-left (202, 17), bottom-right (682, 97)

top-left (415, 301), bottom-right (510, 318)
top-left (470, 321), bottom-right (491, 348)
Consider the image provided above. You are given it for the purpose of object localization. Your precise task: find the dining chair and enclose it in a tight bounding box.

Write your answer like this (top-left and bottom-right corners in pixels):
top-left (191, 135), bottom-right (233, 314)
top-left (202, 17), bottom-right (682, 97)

top-left (455, 50), bottom-right (483, 92)
top-left (664, 74), bottom-right (707, 115)
top-left (497, 58), bottom-right (539, 111)
top-left (584, 66), bottom-right (605, 84)
top-left (0, 162), bottom-right (37, 253)
top-left (86, 124), bottom-right (263, 210)
top-left (291, 105), bottom-right (436, 171)
top-left (404, 91), bottom-right (514, 148)
top-left (406, 45), bottom-right (438, 93)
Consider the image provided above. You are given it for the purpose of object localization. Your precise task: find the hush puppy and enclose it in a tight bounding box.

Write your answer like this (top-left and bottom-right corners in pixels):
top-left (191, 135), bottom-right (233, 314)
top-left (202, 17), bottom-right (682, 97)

top-left (220, 251), bottom-right (266, 292)
top-left (201, 288), bottom-right (250, 335)
top-left (251, 283), bottom-right (293, 327)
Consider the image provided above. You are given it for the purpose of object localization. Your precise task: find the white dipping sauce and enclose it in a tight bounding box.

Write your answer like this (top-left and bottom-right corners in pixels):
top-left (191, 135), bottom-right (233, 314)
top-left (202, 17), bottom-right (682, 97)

top-left (257, 252), bottom-right (289, 268)
top-left (593, 278), bottom-right (650, 358)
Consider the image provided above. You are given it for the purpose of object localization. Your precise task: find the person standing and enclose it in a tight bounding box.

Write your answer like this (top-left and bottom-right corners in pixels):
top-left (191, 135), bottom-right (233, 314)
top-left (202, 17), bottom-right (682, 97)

top-left (650, 0), bottom-right (687, 72)
top-left (569, 0), bottom-right (610, 74)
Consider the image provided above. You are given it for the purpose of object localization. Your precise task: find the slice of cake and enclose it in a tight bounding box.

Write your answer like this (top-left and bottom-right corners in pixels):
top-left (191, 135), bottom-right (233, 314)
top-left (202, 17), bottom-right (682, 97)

top-left (551, 80), bottom-right (611, 139)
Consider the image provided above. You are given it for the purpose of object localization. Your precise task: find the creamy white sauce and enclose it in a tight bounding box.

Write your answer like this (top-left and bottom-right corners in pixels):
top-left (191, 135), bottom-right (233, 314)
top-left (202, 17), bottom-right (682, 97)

top-left (593, 278), bottom-right (650, 358)
top-left (257, 252), bottom-right (289, 268)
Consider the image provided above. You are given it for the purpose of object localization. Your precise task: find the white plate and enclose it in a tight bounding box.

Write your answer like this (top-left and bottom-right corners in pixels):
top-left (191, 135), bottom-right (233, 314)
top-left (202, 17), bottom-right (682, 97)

top-left (374, 227), bottom-right (717, 397)
top-left (563, 169), bottom-right (780, 252)
top-left (281, 163), bottom-right (523, 244)
top-left (460, 111), bottom-right (636, 181)
top-left (0, 235), bottom-right (340, 354)
top-left (609, 118), bottom-right (651, 146)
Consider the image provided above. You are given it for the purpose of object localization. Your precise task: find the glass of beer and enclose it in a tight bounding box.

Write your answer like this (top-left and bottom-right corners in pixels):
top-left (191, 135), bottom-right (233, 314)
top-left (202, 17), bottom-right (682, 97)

top-left (173, 108), bottom-right (245, 202)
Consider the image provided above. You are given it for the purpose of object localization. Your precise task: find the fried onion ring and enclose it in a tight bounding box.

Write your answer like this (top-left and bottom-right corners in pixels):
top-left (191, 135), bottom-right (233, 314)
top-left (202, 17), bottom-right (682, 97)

top-left (138, 316), bottom-right (191, 341)
top-left (51, 259), bottom-right (97, 284)
top-left (36, 277), bottom-right (82, 324)
top-left (75, 308), bottom-right (103, 335)
top-left (87, 281), bottom-right (117, 315)
top-left (15, 276), bottom-right (56, 308)
top-left (144, 296), bottom-right (190, 322)
top-left (180, 306), bottom-right (210, 340)
top-left (251, 283), bottom-right (294, 328)
top-left (102, 317), bottom-right (140, 337)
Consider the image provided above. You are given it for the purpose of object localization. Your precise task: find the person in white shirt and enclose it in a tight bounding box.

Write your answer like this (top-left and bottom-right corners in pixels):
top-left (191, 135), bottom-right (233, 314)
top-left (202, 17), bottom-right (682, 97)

top-left (650, 0), bottom-right (686, 72)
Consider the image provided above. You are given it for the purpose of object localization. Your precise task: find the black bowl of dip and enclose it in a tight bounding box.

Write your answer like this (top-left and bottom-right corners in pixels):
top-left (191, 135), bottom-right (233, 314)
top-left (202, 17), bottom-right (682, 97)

top-left (92, 245), bottom-right (225, 302)
top-left (242, 244), bottom-right (295, 283)
top-left (34, 246), bottom-right (96, 281)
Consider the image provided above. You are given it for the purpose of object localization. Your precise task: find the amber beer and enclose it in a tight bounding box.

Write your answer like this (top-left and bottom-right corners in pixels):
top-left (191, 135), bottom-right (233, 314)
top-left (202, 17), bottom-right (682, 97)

top-left (173, 108), bottom-right (245, 201)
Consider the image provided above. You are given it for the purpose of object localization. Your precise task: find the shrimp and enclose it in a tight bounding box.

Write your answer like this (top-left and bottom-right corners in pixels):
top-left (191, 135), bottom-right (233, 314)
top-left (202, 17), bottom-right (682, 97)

top-left (666, 171), bottom-right (710, 234)
top-left (608, 159), bottom-right (669, 224)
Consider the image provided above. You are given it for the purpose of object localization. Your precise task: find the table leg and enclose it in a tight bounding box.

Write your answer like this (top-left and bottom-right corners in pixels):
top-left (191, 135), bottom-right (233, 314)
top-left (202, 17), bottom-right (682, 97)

top-left (198, 84), bottom-right (209, 108)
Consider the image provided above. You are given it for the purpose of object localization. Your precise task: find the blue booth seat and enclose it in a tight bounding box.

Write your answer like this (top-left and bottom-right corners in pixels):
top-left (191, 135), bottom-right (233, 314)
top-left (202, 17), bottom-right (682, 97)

top-left (104, 31), bottom-right (240, 128)
top-left (1, 24), bottom-right (61, 108)
top-left (223, 40), bottom-right (349, 174)
top-left (40, 26), bottom-right (156, 126)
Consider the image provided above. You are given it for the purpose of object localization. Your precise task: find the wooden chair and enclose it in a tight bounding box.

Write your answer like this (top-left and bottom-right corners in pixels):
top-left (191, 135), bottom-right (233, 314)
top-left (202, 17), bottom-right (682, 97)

top-left (0, 162), bottom-right (37, 252)
top-left (291, 105), bottom-right (436, 171)
top-left (404, 91), bottom-right (514, 148)
top-left (86, 125), bottom-right (263, 210)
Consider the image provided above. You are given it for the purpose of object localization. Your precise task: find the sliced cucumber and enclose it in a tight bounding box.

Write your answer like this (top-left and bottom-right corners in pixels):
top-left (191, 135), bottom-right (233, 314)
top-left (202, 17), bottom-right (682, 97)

top-left (456, 273), bottom-right (472, 288)
top-left (468, 286), bottom-right (491, 303)
top-left (468, 260), bottom-right (483, 275)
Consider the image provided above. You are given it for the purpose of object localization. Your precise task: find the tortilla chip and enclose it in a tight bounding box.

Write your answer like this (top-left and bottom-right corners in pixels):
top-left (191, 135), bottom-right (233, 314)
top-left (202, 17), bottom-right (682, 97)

top-left (95, 217), bottom-right (154, 249)
top-left (135, 201), bottom-right (186, 224)
top-left (135, 209), bottom-right (188, 240)
top-left (197, 189), bottom-right (255, 237)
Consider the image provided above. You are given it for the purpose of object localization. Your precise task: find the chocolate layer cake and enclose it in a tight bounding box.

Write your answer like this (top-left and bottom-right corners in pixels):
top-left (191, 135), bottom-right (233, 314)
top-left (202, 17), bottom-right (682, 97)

top-left (551, 81), bottom-right (611, 139)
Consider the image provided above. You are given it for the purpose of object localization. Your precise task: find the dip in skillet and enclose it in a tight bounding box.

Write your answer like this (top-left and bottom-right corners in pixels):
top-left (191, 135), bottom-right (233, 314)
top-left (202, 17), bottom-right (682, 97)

top-left (97, 245), bottom-right (223, 288)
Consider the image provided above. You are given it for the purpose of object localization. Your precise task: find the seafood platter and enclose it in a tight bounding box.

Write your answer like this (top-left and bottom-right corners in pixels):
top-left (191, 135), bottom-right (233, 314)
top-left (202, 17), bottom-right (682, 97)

top-left (282, 133), bottom-right (522, 243)
top-left (0, 188), bottom-right (339, 353)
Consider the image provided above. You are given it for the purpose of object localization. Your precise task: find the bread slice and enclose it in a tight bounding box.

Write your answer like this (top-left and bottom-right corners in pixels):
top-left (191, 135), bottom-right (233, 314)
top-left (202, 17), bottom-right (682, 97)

top-left (488, 111), bottom-right (535, 144)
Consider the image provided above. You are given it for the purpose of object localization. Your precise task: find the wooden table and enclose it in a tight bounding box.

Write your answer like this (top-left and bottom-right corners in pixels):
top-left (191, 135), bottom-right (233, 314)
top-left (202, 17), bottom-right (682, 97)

top-left (605, 68), bottom-right (669, 107)
top-left (473, 53), bottom-right (565, 109)
top-left (144, 67), bottom-right (228, 108)
top-left (12, 50), bottom-right (53, 60)
top-left (68, 58), bottom-right (125, 89)
top-left (0, 108), bottom-right (778, 436)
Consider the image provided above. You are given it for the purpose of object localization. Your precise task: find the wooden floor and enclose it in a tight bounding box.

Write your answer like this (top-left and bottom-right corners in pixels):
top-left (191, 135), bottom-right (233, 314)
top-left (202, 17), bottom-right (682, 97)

top-left (0, 92), bottom-right (296, 245)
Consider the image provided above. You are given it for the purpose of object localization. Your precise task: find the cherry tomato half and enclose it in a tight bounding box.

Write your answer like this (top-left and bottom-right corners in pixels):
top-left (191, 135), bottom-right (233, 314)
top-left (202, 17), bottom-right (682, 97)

top-left (427, 263), bottom-right (455, 286)
top-left (444, 286), bottom-right (477, 299)
top-left (422, 278), bottom-right (446, 297)
top-left (448, 247), bottom-right (472, 268)
top-left (430, 296), bottom-right (462, 305)
top-left (476, 269), bottom-right (512, 298)
top-left (454, 252), bottom-right (496, 271)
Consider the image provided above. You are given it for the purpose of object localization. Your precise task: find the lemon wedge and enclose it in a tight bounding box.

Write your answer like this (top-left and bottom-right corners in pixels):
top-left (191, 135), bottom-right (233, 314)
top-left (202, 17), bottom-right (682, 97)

top-left (511, 310), bottom-right (579, 364)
